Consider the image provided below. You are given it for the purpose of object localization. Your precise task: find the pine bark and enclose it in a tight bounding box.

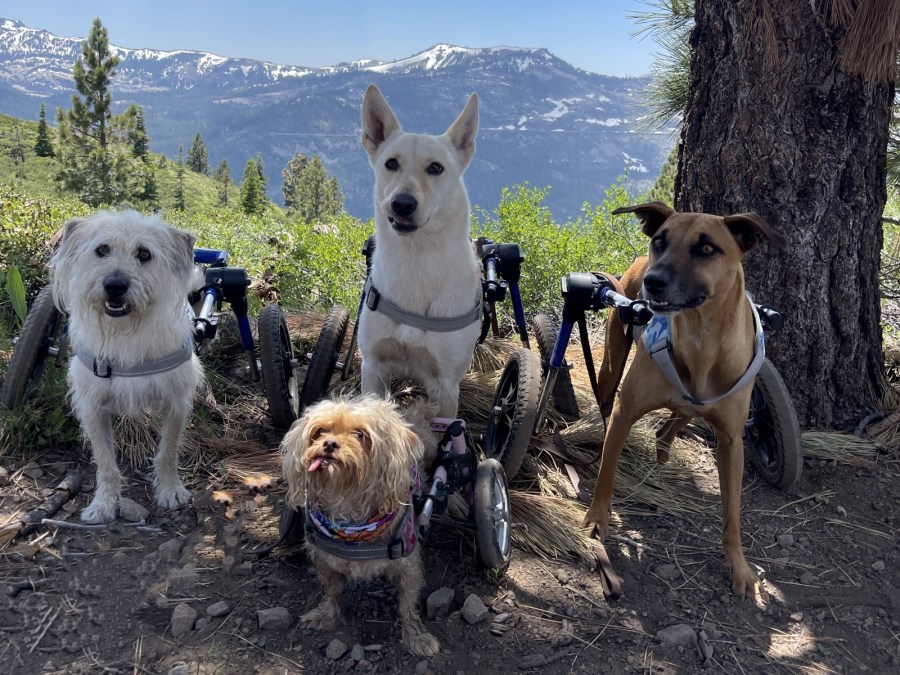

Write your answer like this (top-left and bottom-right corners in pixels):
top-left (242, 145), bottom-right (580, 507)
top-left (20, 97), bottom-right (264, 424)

top-left (675, 0), bottom-right (893, 429)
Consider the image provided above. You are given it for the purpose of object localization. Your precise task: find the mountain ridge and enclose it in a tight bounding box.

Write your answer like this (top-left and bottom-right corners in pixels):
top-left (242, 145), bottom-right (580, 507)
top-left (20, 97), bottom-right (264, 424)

top-left (0, 18), bottom-right (676, 220)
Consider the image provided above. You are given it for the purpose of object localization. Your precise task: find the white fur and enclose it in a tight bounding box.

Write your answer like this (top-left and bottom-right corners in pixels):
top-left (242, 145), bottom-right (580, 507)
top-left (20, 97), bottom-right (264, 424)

top-left (51, 210), bottom-right (203, 524)
top-left (358, 84), bottom-right (482, 418)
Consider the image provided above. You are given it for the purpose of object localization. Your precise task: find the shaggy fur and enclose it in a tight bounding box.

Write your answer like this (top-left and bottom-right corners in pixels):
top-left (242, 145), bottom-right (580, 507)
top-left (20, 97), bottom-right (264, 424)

top-left (357, 84), bottom-right (482, 418)
top-left (281, 396), bottom-right (440, 657)
top-left (51, 210), bottom-right (202, 524)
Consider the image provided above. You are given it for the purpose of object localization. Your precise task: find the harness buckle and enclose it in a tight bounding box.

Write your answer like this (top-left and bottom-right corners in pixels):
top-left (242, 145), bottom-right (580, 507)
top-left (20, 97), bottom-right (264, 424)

top-left (93, 359), bottom-right (112, 378)
top-left (365, 285), bottom-right (380, 311)
top-left (387, 540), bottom-right (404, 560)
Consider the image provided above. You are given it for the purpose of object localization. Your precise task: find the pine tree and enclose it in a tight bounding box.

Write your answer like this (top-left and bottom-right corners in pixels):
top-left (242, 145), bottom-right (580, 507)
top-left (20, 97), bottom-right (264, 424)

top-left (282, 152), bottom-right (344, 222)
top-left (174, 145), bottom-right (186, 212)
top-left (120, 104), bottom-right (150, 161)
top-left (213, 159), bottom-right (232, 207)
top-left (186, 133), bottom-right (209, 174)
top-left (34, 103), bottom-right (55, 157)
top-left (240, 157), bottom-right (266, 215)
top-left (56, 18), bottom-right (124, 205)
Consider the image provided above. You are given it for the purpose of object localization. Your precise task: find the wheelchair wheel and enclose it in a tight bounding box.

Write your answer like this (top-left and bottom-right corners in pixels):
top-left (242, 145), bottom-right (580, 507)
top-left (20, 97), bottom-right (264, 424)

top-left (532, 314), bottom-right (579, 419)
top-left (300, 305), bottom-right (349, 408)
top-left (1, 286), bottom-right (65, 410)
top-left (485, 348), bottom-right (540, 480)
top-left (744, 358), bottom-right (802, 489)
top-left (258, 304), bottom-right (299, 429)
top-left (473, 458), bottom-right (512, 571)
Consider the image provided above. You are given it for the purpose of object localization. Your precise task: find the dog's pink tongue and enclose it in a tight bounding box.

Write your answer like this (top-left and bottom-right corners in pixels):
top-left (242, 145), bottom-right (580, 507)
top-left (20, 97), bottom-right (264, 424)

top-left (308, 458), bottom-right (324, 473)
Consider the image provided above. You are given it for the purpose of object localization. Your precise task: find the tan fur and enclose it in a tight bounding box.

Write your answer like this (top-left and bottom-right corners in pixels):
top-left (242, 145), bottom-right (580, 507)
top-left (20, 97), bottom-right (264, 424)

top-left (281, 396), bottom-right (440, 657)
top-left (583, 202), bottom-right (784, 602)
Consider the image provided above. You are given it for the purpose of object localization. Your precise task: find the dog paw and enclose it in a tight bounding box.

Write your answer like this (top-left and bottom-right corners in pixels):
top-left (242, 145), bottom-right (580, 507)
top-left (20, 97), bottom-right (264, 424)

top-left (404, 627), bottom-right (440, 657)
top-left (580, 510), bottom-right (609, 540)
top-left (730, 563), bottom-right (768, 604)
top-left (299, 607), bottom-right (339, 631)
top-left (156, 484), bottom-right (191, 510)
top-left (81, 499), bottom-right (117, 524)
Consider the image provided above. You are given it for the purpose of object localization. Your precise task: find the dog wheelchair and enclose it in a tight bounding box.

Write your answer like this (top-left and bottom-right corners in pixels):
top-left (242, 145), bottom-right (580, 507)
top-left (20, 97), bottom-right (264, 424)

top-left (299, 234), bottom-right (537, 407)
top-left (278, 416), bottom-right (512, 571)
top-left (0, 247), bottom-right (301, 430)
top-left (485, 270), bottom-right (803, 488)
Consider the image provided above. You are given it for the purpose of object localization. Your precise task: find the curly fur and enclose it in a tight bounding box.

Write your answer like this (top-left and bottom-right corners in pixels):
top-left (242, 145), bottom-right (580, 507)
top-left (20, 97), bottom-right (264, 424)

top-left (281, 395), bottom-right (440, 656)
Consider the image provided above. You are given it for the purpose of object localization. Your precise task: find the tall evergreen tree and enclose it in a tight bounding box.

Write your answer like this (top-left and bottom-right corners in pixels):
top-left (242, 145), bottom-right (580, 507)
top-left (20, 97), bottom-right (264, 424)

top-left (120, 104), bottom-right (150, 161)
top-left (34, 103), bottom-right (55, 158)
top-left (281, 153), bottom-right (309, 211)
top-left (282, 152), bottom-right (344, 221)
top-left (56, 18), bottom-right (126, 205)
top-left (240, 157), bottom-right (266, 215)
top-left (213, 159), bottom-right (232, 207)
top-left (186, 133), bottom-right (209, 174)
top-left (174, 145), bottom-right (186, 212)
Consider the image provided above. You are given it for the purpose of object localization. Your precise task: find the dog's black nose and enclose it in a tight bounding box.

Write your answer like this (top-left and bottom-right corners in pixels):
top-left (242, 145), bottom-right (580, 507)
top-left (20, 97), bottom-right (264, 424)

top-left (323, 438), bottom-right (340, 454)
top-left (391, 193), bottom-right (417, 217)
top-left (642, 269), bottom-right (669, 296)
top-left (103, 274), bottom-right (130, 298)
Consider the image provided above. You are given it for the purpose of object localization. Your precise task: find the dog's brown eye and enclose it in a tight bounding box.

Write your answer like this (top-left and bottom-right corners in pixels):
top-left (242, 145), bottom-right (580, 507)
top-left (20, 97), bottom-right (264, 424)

top-left (136, 247), bottom-right (152, 263)
top-left (651, 237), bottom-right (665, 252)
top-left (700, 244), bottom-right (715, 256)
top-left (426, 162), bottom-right (444, 176)
top-left (95, 244), bottom-right (110, 258)
top-left (385, 158), bottom-right (399, 171)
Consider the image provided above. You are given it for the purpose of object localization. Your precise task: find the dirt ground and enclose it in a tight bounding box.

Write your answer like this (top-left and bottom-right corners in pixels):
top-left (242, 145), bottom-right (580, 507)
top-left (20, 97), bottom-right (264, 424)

top-left (0, 329), bottom-right (898, 675)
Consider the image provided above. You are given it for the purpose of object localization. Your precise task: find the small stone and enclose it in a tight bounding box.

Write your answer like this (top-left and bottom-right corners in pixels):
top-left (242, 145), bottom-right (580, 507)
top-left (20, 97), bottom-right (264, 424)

top-left (426, 587), bottom-right (454, 619)
top-left (233, 561), bottom-right (253, 577)
top-left (799, 571), bottom-right (816, 585)
top-left (0, 466), bottom-right (9, 486)
top-left (158, 537), bottom-right (184, 563)
top-left (22, 462), bottom-right (43, 480)
top-left (257, 607), bottom-right (291, 630)
top-left (656, 624), bottom-right (697, 648)
top-left (118, 498), bottom-right (149, 522)
top-left (655, 564), bottom-right (680, 581)
top-left (167, 665), bottom-right (189, 675)
top-left (790, 612), bottom-right (803, 622)
top-left (350, 644), bottom-right (365, 661)
top-left (207, 601), bottom-right (231, 618)
top-left (871, 560), bottom-right (886, 572)
top-left (194, 617), bottom-right (208, 631)
top-left (776, 534), bottom-right (795, 548)
top-left (415, 659), bottom-right (429, 674)
top-left (460, 594), bottom-right (490, 624)
top-left (326, 638), bottom-right (349, 660)
top-left (171, 603), bottom-right (197, 638)
top-left (835, 505), bottom-right (848, 517)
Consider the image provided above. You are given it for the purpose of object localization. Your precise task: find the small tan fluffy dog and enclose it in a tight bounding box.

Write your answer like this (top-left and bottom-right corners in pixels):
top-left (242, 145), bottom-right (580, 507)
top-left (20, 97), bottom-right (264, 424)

top-left (281, 396), bottom-right (439, 656)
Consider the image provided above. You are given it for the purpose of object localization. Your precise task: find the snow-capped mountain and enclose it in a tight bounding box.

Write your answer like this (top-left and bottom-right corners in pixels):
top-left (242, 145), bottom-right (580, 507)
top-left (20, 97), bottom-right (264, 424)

top-left (0, 18), bottom-right (676, 220)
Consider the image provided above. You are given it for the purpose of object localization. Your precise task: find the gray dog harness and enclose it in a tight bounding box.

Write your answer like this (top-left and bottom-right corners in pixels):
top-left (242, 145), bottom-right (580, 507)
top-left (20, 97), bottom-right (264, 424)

top-left (641, 295), bottom-right (765, 406)
top-left (363, 277), bottom-right (482, 332)
top-left (74, 341), bottom-right (193, 379)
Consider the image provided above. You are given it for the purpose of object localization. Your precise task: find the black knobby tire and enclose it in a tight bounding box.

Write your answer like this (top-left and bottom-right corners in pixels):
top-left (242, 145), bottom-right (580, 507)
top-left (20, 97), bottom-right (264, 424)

top-left (744, 358), bottom-right (802, 489)
top-left (473, 458), bottom-right (512, 571)
top-left (1, 286), bottom-right (64, 410)
top-left (258, 304), bottom-right (299, 430)
top-left (484, 348), bottom-right (540, 480)
top-left (300, 305), bottom-right (349, 408)
top-left (532, 314), bottom-right (580, 419)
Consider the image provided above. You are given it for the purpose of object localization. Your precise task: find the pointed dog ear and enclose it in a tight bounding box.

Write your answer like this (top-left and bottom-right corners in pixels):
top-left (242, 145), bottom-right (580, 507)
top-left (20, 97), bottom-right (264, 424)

top-left (723, 212), bottom-right (786, 253)
top-left (361, 84), bottom-right (402, 160)
top-left (167, 227), bottom-right (197, 283)
top-left (445, 92), bottom-right (479, 169)
top-left (612, 202), bottom-right (675, 237)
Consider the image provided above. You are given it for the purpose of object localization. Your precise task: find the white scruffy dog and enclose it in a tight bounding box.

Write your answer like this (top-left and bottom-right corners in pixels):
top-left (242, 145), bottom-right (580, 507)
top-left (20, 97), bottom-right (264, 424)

top-left (51, 210), bottom-right (203, 524)
top-left (358, 84), bottom-right (482, 418)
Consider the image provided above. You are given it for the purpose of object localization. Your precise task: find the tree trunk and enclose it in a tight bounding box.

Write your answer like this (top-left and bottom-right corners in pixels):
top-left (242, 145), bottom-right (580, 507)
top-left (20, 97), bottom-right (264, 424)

top-left (675, 0), bottom-right (893, 429)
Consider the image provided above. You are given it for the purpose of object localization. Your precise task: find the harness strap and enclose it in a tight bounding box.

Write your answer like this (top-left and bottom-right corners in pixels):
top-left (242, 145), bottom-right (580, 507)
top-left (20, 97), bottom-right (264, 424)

top-left (305, 502), bottom-right (417, 560)
top-left (74, 341), bottom-right (194, 379)
top-left (642, 296), bottom-right (765, 406)
top-left (364, 277), bottom-right (482, 333)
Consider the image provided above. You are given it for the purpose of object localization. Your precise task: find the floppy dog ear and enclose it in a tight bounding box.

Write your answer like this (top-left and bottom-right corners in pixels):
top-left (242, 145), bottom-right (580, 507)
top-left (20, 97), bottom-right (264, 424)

top-left (445, 92), bottom-right (478, 169)
top-left (49, 217), bottom-right (87, 310)
top-left (167, 228), bottom-right (197, 283)
top-left (281, 417), bottom-right (311, 509)
top-left (723, 212), bottom-right (786, 253)
top-left (362, 84), bottom-right (402, 159)
top-left (612, 202), bottom-right (674, 237)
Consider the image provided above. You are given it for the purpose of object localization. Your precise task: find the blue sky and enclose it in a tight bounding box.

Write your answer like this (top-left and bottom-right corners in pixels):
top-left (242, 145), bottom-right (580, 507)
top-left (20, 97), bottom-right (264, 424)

top-left (2, 1), bottom-right (663, 77)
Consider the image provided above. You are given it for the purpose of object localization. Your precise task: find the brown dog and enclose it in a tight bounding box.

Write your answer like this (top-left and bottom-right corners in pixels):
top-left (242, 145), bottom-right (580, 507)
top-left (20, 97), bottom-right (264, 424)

top-left (583, 202), bottom-right (784, 601)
